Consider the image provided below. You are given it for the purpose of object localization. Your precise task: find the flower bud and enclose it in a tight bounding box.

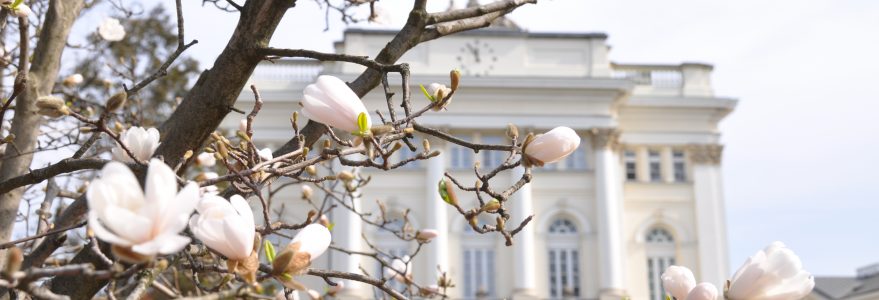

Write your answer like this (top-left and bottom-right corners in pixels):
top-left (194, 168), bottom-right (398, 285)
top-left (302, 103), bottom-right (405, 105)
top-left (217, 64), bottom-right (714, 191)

top-left (480, 199), bottom-right (501, 213)
top-left (450, 69), bottom-right (461, 91)
top-left (183, 150), bottom-right (194, 160)
top-left (506, 123), bottom-right (519, 139)
top-left (12, 4), bottom-right (30, 18)
top-left (301, 185), bottom-right (313, 199)
top-left (437, 178), bottom-right (459, 207)
top-left (327, 281), bottom-right (344, 296)
top-left (686, 283), bottom-right (718, 300)
top-left (105, 92), bottom-right (128, 112)
top-left (522, 126), bottom-right (580, 167)
top-left (36, 98), bottom-right (69, 118)
top-left (661, 265), bottom-right (696, 300)
top-left (305, 165), bottom-right (317, 176)
top-left (4, 247), bottom-right (22, 277)
top-left (496, 216), bottom-right (506, 231)
top-left (318, 214), bottom-right (330, 228)
top-left (306, 289), bottom-right (322, 300)
top-left (197, 152), bottom-right (216, 167)
top-left (337, 170), bottom-right (354, 182)
top-left (416, 229), bottom-right (439, 242)
top-left (422, 139), bottom-right (431, 152)
top-left (63, 74), bottom-right (84, 87)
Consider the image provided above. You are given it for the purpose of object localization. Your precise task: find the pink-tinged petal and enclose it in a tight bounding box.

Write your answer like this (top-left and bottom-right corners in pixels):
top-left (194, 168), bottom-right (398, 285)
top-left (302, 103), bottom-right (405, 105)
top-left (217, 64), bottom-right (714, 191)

top-left (525, 126), bottom-right (580, 164)
top-left (290, 224), bottom-right (331, 260)
top-left (685, 283), bottom-right (718, 300)
top-left (131, 233), bottom-right (190, 256)
top-left (191, 216), bottom-right (235, 258)
top-left (89, 212), bottom-right (133, 246)
top-left (662, 265), bottom-right (696, 300)
top-left (301, 94), bottom-right (358, 133)
top-left (196, 194), bottom-right (229, 215)
top-left (315, 76), bottom-right (366, 116)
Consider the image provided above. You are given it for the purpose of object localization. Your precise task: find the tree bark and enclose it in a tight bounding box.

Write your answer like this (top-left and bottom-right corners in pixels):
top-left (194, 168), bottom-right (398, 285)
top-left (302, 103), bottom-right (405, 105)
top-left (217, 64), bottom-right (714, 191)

top-left (155, 0), bottom-right (295, 167)
top-left (0, 0), bottom-right (85, 259)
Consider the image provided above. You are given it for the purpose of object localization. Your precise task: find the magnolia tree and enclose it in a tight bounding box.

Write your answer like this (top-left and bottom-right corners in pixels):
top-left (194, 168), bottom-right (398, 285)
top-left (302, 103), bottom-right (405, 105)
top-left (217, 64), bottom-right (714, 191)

top-left (0, 0), bottom-right (816, 299)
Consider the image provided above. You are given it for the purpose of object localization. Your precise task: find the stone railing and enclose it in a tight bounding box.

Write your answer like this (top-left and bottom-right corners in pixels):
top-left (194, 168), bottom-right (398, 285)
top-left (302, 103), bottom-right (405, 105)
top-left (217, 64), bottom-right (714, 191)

top-left (611, 63), bottom-right (714, 97)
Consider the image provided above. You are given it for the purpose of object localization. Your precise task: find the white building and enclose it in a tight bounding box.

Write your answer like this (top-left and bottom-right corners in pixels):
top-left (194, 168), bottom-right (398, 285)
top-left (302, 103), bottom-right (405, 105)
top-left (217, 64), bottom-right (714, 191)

top-left (228, 22), bottom-right (736, 300)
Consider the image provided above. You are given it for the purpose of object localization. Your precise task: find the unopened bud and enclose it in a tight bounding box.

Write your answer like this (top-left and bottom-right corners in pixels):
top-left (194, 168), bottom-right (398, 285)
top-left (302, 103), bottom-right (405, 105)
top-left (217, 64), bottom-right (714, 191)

top-left (12, 4), bottom-right (30, 18)
top-left (63, 74), bottom-right (84, 87)
top-left (301, 185), bottom-right (313, 199)
top-left (4, 247), bottom-right (22, 277)
top-left (496, 216), bottom-right (506, 231)
top-left (105, 92), bottom-right (128, 112)
top-left (422, 139), bottom-right (431, 152)
top-left (506, 123), bottom-right (519, 139)
top-left (450, 69), bottom-right (461, 91)
top-left (305, 165), bottom-right (317, 176)
top-left (438, 178), bottom-right (459, 207)
top-left (2, 134), bottom-right (13, 143)
top-left (318, 214), bottom-right (330, 228)
top-left (322, 139), bottom-right (332, 150)
top-left (306, 210), bottom-right (317, 223)
top-left (337, 170), bottom-right (354, 182)
top-left (35, 96), bottom-right (69, 118)
top-left (403, 127), bottom-right (415, 134)
top-left (183, 150), bottom-right (193, 160)
top-left (114, 121), bottom-right (124, 133)
top-left (480, 199), bottom-right (501, 213)
top-left (370, 124), bottom-right (393, 136)
top-left (390, 142), bottom-right (403, 154)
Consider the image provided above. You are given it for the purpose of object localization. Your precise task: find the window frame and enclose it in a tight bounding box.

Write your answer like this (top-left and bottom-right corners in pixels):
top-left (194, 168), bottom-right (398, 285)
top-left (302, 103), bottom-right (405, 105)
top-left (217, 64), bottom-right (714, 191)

top-left (648, 150), bottom-right (662, 182)
top-left (624, 150), bottom-right (637, 181)
top-left (546, 218), bottom-right (582, 299)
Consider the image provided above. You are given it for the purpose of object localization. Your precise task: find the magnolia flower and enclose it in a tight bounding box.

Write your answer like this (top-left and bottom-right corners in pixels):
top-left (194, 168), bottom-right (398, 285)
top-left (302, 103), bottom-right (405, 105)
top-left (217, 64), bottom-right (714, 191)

top-left (306, 289), bottom-right (322, 300)
top-left (258, 147), bottom-right (273, 162)
top-left (63, 74), bottom-right (84, 87)
top-left (197, 152), bottom-right (216, 167)
top-left (112, 127), bottom-right (160, 164)
top-left (384, 255), bottom-right (412, 283)
top-left (522, 126), bottom-right (581, 167)
top-left (662, 265), bottom-right (697, 300)
top-left (301, 185), bottom-right (313, 199)
top-left (301, 75), bottom-right (371, 134)
top-left (327, 281), bottom-right (344, 296)
top-left (98, 18), bottom-right (126, 41)
top-left (189, 195), bottom-right (255, 260)
top-left (727, 242), bottom-right (815, 300)
top-left (272, 224), bottom-right (332, 289)
top-left (87, 159), bottom-right (198, 262)
top-left (11, 4), bottom-right (30, 18)
top-left (415, 229), bottom-right (439, 242)
top-left (239, 119), bottom-right (248, 133)
top-left (686, 283), bottom-right (719, 300)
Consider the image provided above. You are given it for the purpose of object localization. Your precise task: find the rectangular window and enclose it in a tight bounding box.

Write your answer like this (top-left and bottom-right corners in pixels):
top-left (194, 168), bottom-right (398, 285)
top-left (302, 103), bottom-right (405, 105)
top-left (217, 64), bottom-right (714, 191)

top-left (450, 134), bottom-right (474, 170)
top-left (463, 248), bottom-right (495, 299)
top-left (649, 150), bottom-right (662, 182)
top-left (480, 135), bottom-right (505, 170)
top-left (673, 151), bottom-right (686, 182)
top-left (624, 150), bottom-right (637, 181)
top-left (548, 248), bottom-right (581, 298)
top-left (647, 256), bottom-right (676, 300)
top-left (397, 145), bottom-right (421, 169)
top-left (564, 146), bottom-right (587, 170)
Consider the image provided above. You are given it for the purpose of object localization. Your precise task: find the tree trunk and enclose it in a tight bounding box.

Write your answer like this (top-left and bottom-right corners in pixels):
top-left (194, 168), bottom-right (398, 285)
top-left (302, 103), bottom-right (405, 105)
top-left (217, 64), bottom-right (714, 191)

top-left (0, 0), bottom-right (85, 260)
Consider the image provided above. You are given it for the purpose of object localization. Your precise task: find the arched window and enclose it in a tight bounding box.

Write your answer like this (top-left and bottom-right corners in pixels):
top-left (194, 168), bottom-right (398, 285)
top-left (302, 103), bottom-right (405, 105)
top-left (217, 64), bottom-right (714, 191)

top-left (461, 215), bottom-right (496, 299)
top-left (547, 217), bottom-right (581, 299)
top-left (645, 227), bottom-right (676, 300)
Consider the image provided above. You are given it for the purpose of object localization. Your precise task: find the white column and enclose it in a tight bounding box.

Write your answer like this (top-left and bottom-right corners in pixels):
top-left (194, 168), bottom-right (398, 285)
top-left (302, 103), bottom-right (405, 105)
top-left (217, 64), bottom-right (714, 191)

top-left (592, 128), bottom-right (627, 299)
top-left (425, 149), bottom-right (449, 280)
top-left (331, 160), bottom-right (368, 299)
top-left (689, 144), bottom-right (729, 288)
top-left (661, 147), bottom-right (675, 183)
top-left (511, 166), bottom-right (538, 299)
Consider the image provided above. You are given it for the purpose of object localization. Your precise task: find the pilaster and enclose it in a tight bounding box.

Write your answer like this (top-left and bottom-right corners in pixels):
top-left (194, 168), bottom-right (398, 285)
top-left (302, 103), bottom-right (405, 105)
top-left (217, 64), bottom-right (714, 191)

top-left (688, 144), bottom-right (729, 287)
top-left (590, 128), bottom-right (627, 299)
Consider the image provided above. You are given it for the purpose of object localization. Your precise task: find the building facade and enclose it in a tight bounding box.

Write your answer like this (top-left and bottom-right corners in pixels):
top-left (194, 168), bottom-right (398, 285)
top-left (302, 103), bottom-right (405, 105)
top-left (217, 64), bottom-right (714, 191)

top-left (227, 25), bottom-right (736, 300)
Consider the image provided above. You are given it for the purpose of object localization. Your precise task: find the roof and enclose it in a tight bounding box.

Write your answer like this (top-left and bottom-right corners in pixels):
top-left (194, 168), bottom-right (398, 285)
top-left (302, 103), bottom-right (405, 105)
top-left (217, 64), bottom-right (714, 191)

top-left (814, 275), bottom-right (879, 299)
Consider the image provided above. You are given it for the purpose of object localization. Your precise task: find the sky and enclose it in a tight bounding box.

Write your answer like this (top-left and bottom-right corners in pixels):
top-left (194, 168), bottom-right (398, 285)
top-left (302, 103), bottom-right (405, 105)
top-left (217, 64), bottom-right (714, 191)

top-left (82, 0), bottom-right (879, 276)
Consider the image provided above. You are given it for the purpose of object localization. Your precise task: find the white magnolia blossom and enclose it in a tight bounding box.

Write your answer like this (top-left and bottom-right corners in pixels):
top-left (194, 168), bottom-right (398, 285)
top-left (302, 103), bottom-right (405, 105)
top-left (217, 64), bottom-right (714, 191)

top-left (523, 126), bottom-right (581, 165)
top-left (306, 289), bottom-right (321, 300)
top-left (87, 159), bottom-right (198, 262)
top-left (112, 126), bottom-right (160, 163)
top-left (63, 74), bottom-right (84, 87)
top-left (662, 265), bottom-right (697, 300)
top-left (290, 224), bottom-right (332, 260)
top-left (189, 195), bottom-right (255, 261)
top-left (727, 242), bottom-right (815, 300)
top-left (258, 147), bottom-right (273, 162)
top-left (427, 83), bottom-right (451, 100)
top-left (685, 283), bottom-right (719, 300)
top-left (12, 4), bottom-right (31, 18)
top-left (301, 75), bottom-right (371, 134)
top-left (197, 152), bottom-right (216, 167)
top-left (327, 280), bottom-right (344, 294)
top-left (98, 18), bottom-right (126, 41)
top-left (384, 255), bottom-right (412, 282)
